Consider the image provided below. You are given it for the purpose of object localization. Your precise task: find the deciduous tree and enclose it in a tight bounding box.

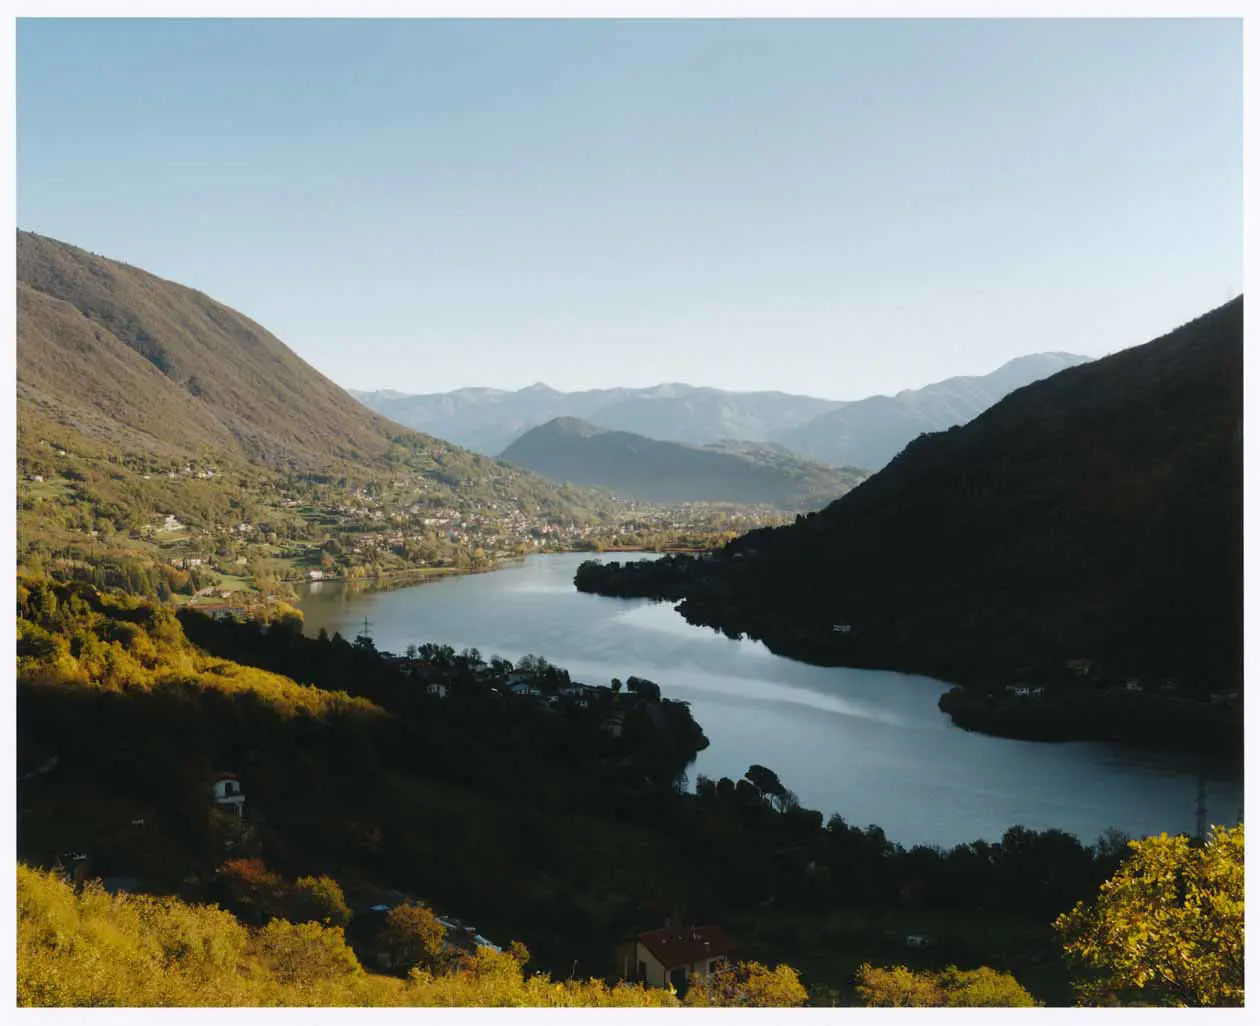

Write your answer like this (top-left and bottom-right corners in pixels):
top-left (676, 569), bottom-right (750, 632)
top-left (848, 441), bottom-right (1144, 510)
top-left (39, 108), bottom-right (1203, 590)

top-left (380, 902), bottom-right (446, 974)
top-left (1054, 824), bottom-right (1244, 1007)
top-left (286, 875), bottom-right (351, 928)
top-left (683, 961), bottom-right (808, 1007)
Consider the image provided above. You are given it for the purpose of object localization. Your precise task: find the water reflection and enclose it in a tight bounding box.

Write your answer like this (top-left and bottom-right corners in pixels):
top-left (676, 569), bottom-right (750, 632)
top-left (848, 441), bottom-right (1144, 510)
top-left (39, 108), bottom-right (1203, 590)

top-left (297, 552), bottom-right (1243, 848)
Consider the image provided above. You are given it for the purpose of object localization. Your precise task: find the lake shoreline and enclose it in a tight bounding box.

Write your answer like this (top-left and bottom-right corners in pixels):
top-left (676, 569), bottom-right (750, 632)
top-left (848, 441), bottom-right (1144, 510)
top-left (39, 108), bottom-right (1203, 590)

top-left (297, 553), bottom-right (1241, 849)
top-left (569, 559), bottom-right (1242, 759)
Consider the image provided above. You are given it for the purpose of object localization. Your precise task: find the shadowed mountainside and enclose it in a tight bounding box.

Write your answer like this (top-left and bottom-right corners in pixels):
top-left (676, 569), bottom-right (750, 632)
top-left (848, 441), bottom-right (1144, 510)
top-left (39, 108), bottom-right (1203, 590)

top-left (578, 298), bottom-right (1243, 744)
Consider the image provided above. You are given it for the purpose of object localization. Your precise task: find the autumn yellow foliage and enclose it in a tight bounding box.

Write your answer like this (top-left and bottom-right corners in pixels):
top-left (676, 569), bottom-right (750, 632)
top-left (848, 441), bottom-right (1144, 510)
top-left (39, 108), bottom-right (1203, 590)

top-left (854, 962), bottom-right (1039, 1007)
top-left (1055, 824), bottom-right (1244, 1007)
top-left (682, 959), bottom-right (809, 1007)
top-left (17, 577), bottom-right (382, 721)
top-left (18, 865), bottom-right (793, 1007)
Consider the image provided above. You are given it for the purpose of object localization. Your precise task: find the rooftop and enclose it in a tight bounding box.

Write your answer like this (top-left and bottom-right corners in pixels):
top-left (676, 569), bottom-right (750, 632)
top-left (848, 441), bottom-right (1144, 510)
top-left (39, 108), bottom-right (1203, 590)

top-left (636, 925), bottom-right (739, 969)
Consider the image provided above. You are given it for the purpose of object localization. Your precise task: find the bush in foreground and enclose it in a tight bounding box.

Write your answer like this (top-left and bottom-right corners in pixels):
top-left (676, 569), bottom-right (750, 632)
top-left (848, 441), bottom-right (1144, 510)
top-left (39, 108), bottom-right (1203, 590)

top-left (854, 963), bottom-right (1039, 1007)
top-left (17, 865), bottom-right (804, 1007)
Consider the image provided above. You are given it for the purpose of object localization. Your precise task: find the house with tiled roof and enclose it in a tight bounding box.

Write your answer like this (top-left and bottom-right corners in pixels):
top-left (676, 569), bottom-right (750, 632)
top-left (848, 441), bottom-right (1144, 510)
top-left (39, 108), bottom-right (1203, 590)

top-left (616, 924), bottom-right (739, 991)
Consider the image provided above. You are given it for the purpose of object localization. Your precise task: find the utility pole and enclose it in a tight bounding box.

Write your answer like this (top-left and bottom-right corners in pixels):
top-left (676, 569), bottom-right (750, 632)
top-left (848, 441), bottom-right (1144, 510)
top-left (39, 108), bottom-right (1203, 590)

top-left (1195, 772), bottom-right (1208, 842)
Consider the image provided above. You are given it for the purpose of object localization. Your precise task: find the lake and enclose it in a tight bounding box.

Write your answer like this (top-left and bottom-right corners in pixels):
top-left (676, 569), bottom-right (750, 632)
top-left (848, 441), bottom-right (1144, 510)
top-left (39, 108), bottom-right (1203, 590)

top-left (297, 552), bottom-right (1242, 849)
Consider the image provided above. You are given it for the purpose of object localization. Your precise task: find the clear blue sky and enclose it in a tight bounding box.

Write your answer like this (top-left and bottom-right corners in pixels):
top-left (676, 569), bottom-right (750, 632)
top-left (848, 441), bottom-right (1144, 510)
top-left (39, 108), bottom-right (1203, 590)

top-left (17, 18), bottom-right (1242, 399)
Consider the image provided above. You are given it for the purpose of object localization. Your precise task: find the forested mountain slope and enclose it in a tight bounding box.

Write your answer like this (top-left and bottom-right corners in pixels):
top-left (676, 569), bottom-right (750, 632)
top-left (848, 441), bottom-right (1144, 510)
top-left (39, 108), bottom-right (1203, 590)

top-left (583, 298), bottom-right (1243, 721)
top-left (500, 417), bottom-right (867, 508)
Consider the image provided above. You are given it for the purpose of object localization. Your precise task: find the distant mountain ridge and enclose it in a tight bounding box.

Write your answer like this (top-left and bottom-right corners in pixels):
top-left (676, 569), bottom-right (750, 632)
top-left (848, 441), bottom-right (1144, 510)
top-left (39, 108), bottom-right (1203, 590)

top-left (353, 354), bottom-right (1091, 469)
top-left (776, 352), bottom-right (1093, 468)
top-left (352, 382), bottom-right (842, 457)
top-left (499, 417), bottom-right (868, 509)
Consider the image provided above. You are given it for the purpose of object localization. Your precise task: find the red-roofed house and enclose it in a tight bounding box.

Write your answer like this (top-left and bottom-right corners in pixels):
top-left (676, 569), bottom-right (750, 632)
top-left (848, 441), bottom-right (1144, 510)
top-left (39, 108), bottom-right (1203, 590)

top-left (616, 925), bottom-right (739, 991)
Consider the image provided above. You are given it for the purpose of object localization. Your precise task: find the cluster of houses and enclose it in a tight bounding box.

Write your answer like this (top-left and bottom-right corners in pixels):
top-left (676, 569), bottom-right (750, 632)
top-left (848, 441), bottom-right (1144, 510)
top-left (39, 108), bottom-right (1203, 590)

top-left (500, 677), bottom-right (632, 736)
top-left (998, 665), bottom-right (1241, 707)
top-left (383, 657), bottom-right (654, 739)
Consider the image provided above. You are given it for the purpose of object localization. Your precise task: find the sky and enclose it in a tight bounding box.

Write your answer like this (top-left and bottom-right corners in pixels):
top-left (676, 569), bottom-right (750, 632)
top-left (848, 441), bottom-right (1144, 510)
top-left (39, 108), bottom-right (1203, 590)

top-left (16, 17), bottom-right (1243, 399)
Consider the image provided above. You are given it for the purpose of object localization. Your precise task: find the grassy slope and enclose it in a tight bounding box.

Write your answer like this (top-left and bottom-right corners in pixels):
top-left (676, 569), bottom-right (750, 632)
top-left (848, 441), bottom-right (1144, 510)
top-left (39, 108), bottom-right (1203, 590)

top-left (18, 230), bottom-right (403, 468)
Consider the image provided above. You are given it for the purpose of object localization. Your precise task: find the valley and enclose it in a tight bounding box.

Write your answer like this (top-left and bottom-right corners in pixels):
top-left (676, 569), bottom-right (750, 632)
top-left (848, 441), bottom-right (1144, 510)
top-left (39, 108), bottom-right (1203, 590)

top-left (14, 236), bottom-right (1244, 1010)
top-left (15, 232), bottom-right (794, 609)
top-left (15, 17), bottom-right (1244, 1011)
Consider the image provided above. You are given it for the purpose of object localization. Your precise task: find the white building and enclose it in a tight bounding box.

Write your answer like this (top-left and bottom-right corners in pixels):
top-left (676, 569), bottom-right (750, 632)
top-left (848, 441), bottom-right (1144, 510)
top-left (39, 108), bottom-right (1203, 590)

top-left (506, 677), bottom-right (543, 698)
top-left (211, 773), bottom-right (245, 816)
top-left (617, 926), bottom-right (739, 991)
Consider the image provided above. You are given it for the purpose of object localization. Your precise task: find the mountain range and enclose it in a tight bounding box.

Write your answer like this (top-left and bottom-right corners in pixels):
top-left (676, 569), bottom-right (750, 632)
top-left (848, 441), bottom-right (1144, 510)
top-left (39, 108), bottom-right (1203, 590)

top-left (351, 353), bottom-right (1092, 470)
top-left (348, 382), bottom-right (839, 457)
top-left (775, 353), bottom-right (1092, 468)
top-left (578, 297), bottom-right (1243, 736)
top-left (500, 418), bottom-right (868, 508)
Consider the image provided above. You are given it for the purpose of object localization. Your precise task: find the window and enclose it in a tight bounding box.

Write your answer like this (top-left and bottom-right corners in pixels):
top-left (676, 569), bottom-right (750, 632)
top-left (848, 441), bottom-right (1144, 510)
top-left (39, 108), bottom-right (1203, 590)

top-left (637, 960), bottom-right (647, 982)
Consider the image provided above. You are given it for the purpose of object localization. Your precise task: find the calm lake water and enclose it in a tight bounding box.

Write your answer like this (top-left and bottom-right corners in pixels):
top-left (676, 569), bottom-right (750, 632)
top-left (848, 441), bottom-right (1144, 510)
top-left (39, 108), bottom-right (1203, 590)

top-left (298, 552), bottom-right (1242, 849)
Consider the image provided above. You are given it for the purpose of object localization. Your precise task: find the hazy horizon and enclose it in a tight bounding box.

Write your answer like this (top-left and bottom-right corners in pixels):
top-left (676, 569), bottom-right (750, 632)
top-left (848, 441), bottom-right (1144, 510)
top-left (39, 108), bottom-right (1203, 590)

top-left (345, 346), bottom-right (1100, 402)
top-left (18, 18), bottom-right (1242, 400)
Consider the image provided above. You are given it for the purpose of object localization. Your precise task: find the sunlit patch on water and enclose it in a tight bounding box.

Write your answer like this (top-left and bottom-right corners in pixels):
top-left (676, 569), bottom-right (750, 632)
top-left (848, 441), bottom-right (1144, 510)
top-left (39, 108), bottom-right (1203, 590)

top-left (670, 674), bottom-right (917, 728)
